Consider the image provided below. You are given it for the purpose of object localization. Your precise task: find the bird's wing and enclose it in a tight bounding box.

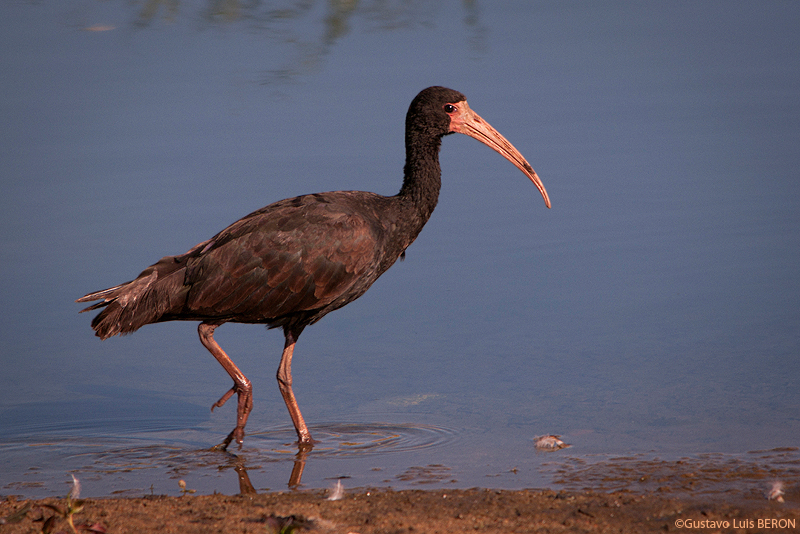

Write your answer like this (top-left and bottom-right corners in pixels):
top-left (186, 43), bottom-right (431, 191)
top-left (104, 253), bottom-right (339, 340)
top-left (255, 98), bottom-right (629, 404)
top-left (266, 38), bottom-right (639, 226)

top-left (182, 193), bottom-right (384, 321)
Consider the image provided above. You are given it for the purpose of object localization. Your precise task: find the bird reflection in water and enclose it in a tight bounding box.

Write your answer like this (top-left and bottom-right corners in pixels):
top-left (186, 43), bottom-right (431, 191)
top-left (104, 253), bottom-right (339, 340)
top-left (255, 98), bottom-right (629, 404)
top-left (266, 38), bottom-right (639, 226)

top-left (224, 442), bottom-right (310, 493)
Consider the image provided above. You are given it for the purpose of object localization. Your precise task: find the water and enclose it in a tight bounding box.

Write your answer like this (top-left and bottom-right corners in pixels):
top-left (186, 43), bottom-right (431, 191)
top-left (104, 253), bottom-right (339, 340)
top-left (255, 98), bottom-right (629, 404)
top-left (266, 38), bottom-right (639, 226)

top-left (1, 1), bottom-right (799, 499)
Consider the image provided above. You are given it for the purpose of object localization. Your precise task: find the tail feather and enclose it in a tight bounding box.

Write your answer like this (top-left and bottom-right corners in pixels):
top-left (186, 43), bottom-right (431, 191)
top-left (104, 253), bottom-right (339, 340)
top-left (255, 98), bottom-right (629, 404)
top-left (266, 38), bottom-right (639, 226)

top-left (77, 283), bottom-right (129, 311)
top-left (77, 257), bottom-right (189, 340)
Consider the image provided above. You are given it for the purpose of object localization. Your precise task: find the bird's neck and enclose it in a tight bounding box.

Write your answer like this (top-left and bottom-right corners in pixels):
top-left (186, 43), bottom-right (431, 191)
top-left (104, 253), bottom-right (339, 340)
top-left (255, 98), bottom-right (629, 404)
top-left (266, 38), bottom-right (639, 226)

top-left (398, 134), bottom-right (442, 224)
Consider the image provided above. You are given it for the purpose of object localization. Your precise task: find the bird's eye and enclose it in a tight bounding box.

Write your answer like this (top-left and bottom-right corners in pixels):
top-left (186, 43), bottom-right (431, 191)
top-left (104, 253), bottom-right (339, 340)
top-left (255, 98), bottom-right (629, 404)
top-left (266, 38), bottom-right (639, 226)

top-left (443, 104), bottom-right (457, 113)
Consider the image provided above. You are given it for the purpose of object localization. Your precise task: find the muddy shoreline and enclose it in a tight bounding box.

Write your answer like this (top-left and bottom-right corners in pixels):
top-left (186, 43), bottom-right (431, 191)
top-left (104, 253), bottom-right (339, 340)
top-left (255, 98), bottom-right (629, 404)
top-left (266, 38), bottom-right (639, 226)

top-left (4, 449), bottom-right (799, 532)
top-left (3, 487), bottom-right (798, 534)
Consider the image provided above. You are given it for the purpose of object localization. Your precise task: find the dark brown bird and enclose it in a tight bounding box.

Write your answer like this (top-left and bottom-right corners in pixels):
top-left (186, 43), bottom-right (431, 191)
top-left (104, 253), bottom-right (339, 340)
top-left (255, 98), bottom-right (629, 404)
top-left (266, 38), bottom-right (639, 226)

top-left (77, 87), bottom-right (551, 450)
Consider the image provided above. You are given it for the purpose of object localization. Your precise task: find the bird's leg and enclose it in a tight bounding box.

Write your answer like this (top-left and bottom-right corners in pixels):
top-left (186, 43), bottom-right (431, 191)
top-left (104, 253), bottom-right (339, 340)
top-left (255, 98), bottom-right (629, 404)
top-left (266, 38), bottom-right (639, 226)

top-left (198, 322), bottom-right (253, 450)
top-left (277, 329), bottom-right (313, 445)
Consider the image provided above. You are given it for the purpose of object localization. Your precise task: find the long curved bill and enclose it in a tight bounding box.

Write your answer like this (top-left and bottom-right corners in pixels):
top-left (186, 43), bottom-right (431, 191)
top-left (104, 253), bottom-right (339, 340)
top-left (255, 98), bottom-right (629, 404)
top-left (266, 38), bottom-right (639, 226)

top-left (448, 101), bottom-right (551, 209)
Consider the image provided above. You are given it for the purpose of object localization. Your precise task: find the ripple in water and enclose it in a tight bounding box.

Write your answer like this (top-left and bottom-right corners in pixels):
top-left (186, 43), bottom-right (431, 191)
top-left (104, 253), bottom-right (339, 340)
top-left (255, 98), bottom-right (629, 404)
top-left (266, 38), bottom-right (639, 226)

top-left (0, 422), bottom-right (460, 497)
top-left (246, 422), bottom-right (458, 458)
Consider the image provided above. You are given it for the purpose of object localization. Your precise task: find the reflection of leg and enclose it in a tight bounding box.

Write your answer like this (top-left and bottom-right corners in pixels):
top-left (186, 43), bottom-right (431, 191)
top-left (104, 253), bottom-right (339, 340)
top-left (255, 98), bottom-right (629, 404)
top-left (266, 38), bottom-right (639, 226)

top-left (277, 329), bottom-right (313, 444)
top-left (289, 442), bottom-right (313, 489)
top-left (234, 463), bottom-right (257, 495)
top-left (198, 322), bottom-right (253, 450)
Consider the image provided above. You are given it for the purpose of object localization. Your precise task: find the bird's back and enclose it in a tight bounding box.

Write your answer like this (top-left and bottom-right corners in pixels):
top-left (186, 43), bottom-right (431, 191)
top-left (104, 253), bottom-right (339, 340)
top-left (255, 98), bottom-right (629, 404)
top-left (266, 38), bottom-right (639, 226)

top-left (177, 191), bottom-right (400, 326)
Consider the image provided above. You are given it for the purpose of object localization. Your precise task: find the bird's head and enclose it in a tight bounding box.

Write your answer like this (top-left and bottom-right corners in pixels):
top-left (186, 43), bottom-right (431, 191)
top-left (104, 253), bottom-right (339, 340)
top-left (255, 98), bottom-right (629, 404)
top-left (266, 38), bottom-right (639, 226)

top-left (407, 86), bottom-right (551, 209)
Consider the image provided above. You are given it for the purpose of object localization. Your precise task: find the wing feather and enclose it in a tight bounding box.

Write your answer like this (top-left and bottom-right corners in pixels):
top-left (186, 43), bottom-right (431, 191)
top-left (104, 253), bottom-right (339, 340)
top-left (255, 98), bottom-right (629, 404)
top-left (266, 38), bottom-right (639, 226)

top-left (183, 192), bottom-right (385, 323)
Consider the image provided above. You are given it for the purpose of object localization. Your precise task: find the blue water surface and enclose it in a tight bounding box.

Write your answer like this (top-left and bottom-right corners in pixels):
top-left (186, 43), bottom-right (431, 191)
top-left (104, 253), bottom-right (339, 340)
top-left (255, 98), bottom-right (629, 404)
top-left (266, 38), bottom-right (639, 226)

top-left (1, 1), bottom-right (798, 499)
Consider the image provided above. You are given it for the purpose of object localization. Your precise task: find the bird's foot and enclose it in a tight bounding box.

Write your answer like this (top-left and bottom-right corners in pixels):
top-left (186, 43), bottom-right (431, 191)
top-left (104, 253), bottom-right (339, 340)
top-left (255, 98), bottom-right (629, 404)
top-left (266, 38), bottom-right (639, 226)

top-left (296, 431), bottom-right (316, 448)
top-left (211, 426), bottom-right (245, 452)
top-left (296, 437), bottom-right (316, 452)
top-left (211, 386), bottom-right (236, 411)
top-left (209, 381), bottom-right (252, 450)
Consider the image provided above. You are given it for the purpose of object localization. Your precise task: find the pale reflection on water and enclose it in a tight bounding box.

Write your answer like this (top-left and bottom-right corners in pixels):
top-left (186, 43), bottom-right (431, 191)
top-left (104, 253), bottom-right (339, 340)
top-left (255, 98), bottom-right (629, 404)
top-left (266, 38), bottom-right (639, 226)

top-left (2, 1), bottom-right (799, 499)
